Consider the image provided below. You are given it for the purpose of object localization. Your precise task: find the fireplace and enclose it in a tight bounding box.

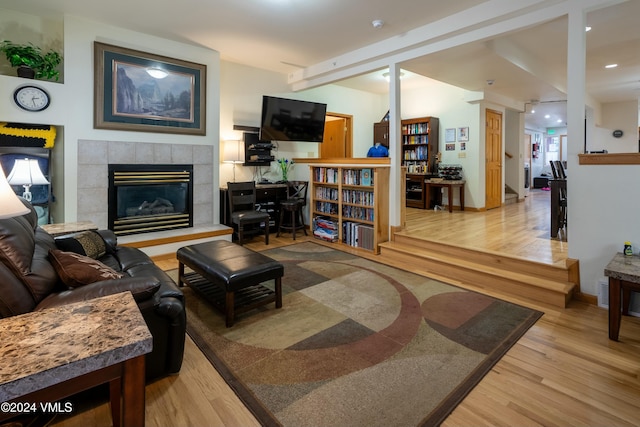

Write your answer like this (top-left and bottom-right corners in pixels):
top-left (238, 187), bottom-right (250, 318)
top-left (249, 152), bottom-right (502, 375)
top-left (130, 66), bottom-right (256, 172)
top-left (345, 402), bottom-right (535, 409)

top-left (108, 164), bottom-right (193, 236)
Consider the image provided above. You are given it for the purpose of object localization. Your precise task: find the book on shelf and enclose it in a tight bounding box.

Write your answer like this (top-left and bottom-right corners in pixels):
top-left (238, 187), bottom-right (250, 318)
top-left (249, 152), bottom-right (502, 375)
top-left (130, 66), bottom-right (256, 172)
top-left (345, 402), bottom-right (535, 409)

top-left (342, 221), bottom-right (374, 250)
top-left (361, 168), bottom-right (372, 186)
top-left (313, 216), bottom-right (338, 242)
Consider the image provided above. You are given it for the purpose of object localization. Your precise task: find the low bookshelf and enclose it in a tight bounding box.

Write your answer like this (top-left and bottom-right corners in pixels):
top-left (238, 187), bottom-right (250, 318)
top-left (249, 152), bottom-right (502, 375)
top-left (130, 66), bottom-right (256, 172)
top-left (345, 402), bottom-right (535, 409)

top-left (309, 162), bottom-right (389, 254)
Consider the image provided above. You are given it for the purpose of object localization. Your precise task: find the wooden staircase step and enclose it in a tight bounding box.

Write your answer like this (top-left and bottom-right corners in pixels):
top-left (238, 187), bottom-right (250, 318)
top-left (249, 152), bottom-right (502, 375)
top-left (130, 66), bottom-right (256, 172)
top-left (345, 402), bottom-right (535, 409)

top-left (379, 238), bottom-right (576, 308)
top-left (392, 233), bottom-right (575, 283)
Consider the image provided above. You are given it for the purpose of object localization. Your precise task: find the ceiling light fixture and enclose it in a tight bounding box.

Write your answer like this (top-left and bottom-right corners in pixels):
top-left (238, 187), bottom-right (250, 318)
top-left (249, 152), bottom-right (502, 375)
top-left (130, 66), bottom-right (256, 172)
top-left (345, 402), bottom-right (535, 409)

top-left (585, 26), bottom-right (592, 32)
top-left (605, 63), bottom-right (618, 69)
top-left (382, 71), bottom-right (404, 81)
top-left (372, 19), bottom-right (384, 29)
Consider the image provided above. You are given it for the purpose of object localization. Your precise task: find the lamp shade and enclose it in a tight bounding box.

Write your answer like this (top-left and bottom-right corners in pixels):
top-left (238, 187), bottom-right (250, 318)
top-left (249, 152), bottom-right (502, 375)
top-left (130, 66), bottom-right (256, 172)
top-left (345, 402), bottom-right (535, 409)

top-left (7, 158), bottom-right (50, 186)
top-left (222, 140), bottom-right (245, 164)
top-left (0, 164), bottom-right (30, 219)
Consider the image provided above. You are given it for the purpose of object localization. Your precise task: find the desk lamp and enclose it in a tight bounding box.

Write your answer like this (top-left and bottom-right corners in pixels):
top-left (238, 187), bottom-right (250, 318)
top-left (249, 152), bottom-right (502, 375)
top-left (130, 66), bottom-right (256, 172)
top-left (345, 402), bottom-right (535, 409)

top-left (0, 164), bottom-right (30, 219)
top-left (223, 140), bottom-right (245, 182)
top-left (7, 158), bottom-right (50, 202)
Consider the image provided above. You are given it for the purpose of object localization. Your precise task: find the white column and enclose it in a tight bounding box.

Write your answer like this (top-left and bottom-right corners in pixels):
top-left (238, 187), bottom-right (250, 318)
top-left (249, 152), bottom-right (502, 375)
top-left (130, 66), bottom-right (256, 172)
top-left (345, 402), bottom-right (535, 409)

top-left (387, 64), bottom-right (403, 229)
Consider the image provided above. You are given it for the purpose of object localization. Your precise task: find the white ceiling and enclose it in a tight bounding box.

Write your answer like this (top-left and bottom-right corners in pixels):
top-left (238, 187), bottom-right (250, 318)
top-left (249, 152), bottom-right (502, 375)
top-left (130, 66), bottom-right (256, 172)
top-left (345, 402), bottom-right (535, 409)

top-left (2, 0), bottom-right (638, 130)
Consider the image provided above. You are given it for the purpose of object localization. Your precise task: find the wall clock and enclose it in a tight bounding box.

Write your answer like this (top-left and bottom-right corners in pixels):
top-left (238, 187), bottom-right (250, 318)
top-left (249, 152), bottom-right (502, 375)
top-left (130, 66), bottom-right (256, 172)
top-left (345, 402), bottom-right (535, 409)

top-left (13, 85), bottom-right (50, 112)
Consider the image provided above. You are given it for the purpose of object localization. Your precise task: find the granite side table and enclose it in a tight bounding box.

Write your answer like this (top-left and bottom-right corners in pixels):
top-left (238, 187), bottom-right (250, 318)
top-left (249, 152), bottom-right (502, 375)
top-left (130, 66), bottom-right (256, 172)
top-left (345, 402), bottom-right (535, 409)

top-left (604, 253), bottom-right (640, 341)
top-left (0, 292), bottom-right (152, 427)
top-left (40, 221), bottom-right (98, 237)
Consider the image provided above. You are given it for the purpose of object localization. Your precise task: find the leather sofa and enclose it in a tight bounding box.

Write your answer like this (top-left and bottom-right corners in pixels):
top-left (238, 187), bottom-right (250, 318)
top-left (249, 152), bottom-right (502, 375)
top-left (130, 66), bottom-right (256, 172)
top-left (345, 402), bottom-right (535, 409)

top-left (0, 200), bottom-right (186, 381)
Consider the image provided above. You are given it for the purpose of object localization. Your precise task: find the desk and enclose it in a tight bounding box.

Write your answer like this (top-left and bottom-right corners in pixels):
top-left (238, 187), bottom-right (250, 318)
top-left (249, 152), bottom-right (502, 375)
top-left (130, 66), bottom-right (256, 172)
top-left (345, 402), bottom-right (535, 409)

top-left (0, 292), bottom-right (152, 427)
top-left (220, 183), bottom-right (288, 230)
top-left (425, 179), bottom-right (465, 212)
top-left (604, 253), bottom-right (640, 341)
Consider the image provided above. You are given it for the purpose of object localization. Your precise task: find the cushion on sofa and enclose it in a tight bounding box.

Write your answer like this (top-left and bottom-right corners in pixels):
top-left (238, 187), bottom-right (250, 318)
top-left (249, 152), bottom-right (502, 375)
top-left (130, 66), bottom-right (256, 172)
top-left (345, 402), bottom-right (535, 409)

top-left (35, 277), bottom-right (162, 311)
top-left (49, 249), bottom-right (124, 288)
top-left (55, 230), bottom-right (107, 259)
top-left (0, 211), bottom-right (60, 312)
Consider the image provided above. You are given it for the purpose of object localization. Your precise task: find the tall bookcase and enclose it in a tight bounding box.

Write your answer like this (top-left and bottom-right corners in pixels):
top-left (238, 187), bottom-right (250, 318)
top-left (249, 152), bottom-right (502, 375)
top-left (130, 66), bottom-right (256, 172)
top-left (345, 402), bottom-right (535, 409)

top-left (310, 164), bottom-right (389, 254)
top-left (401, 116), bottom-right (440, 209)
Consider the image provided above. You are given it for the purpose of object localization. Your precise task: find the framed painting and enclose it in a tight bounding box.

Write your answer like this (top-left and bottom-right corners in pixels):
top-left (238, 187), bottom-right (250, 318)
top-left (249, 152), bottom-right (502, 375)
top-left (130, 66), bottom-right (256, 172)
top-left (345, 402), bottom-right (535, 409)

top-left (94, 42), bottom-right (206, 135)
top-left (458, 127), bottom-right (469, 142)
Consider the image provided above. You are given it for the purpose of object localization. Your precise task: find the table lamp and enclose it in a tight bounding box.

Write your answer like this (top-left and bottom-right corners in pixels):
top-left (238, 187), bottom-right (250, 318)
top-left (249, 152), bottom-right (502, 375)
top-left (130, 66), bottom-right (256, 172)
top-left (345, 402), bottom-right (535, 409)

top-left (223, 140), bottom-right (245, 182)
top-left (7, 158), bottom-right (50, 202)
top-left (0, 164), bottom-right (30, 219)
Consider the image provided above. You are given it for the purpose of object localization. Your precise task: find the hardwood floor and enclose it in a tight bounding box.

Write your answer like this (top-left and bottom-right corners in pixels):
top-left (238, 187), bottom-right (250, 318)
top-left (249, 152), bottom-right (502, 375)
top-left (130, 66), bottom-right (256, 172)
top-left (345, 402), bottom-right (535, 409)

top-left (398, 189), bottom-right (568, 266)
top-left (52, 195), bottom-right (640, 427)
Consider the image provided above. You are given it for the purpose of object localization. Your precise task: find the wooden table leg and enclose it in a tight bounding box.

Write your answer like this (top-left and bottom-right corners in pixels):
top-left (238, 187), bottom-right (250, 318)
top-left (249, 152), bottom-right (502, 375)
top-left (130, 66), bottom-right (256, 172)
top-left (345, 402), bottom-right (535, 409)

top-left (121, 355), bottom-right (146, 427)
top-left (608, 277), bottom-right (622, 341)
top-left (177, 262), bottom-right (185, 287)
top-left (447, 185), bottom-right (453, 212)
top-left (110, 378), bottom-right (122, 427)
top-left (226, 291), bottom-right (235, 327)
top-left (460, 184), bottom-right (465, 211)
top-left (275, 277), bottom-right (282, 309)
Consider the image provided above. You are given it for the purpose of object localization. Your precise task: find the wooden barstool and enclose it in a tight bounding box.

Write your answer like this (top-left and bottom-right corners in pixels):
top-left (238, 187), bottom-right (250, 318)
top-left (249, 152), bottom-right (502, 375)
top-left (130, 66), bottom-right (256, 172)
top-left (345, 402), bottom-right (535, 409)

top-left (277, 181), bottom-right (308, 240)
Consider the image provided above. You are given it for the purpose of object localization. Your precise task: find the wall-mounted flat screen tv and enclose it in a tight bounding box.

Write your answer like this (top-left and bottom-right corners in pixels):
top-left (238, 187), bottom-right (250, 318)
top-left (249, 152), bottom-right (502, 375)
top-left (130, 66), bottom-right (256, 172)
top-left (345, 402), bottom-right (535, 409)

top-left (260, 96), bottom-right (327, 142)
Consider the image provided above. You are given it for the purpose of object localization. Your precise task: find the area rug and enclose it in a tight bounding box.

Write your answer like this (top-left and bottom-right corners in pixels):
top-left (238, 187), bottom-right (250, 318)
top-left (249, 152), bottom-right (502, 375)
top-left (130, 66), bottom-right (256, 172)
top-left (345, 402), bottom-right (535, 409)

top-left (174, 242), bottom-right (542, 427)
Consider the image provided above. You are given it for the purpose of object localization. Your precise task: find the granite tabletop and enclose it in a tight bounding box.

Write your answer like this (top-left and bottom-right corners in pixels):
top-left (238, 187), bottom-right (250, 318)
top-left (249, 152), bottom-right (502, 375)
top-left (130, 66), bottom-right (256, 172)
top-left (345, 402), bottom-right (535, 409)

top-left (0, 292), bottom-right (152, 402)
top-left (604, 252), bottom-right (640, 284)
top-left (40, 221), bottom-right (98, 237)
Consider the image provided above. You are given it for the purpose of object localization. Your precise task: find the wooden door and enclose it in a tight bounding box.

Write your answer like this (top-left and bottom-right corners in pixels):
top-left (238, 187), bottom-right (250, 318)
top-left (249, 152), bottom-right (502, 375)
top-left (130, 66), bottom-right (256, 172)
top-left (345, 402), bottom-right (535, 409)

top-left (524, 133), bottom-right (532, 188)
top-left (485, 109), bottom-right (502, 209)
top-left (320, 115), bottom-right (351, 158)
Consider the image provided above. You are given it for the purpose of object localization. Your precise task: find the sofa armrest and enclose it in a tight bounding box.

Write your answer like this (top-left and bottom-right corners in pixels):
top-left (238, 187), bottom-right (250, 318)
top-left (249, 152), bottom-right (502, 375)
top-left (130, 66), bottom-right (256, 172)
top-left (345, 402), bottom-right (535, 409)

top-left (34, 277), bottom-right (160, 311)
top-left (96, 229), bottom-right (118, 254)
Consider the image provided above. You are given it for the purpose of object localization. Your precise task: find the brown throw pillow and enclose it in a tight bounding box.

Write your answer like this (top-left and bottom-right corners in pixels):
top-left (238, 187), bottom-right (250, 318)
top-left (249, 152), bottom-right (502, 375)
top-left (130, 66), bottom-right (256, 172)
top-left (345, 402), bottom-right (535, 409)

top-left (49, 249), bottom-right (124, 288)
top-left (54, 230), bottom-right (107, 259)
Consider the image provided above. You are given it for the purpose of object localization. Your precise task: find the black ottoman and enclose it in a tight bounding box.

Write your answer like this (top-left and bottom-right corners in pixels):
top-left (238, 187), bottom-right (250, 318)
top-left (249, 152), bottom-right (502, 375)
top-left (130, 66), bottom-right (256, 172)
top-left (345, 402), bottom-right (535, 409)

top-left (177, 240), bottom-right (284, 327)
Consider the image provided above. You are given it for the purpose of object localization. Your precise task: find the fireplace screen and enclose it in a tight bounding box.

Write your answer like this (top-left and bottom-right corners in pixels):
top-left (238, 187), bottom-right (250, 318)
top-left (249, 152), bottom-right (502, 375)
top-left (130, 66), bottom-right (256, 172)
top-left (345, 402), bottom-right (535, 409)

top-left (108, 164), bottom-right (193, 235)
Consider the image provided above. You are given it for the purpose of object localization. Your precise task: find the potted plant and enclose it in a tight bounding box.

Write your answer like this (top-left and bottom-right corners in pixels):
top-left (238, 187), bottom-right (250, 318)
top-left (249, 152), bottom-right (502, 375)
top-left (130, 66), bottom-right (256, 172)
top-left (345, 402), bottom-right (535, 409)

top-left (0, 40), bottom-right (62, 81)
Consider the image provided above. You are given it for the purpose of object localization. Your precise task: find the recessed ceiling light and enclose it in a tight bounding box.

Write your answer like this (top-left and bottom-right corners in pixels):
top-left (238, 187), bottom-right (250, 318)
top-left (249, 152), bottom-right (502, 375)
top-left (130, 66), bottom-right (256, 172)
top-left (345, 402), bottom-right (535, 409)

top-left (557, 119), bottom-right (563, 123)
top-left (585, 26), bottom-right (592, 32)
top-left (531, 109), bottom-right (536, 114)
top-left (372, 19), bottom-right (384, 29)
top-left (605, 63), bottom-right (618, 69)
top-left (545, 114), bottom-right (550, 119)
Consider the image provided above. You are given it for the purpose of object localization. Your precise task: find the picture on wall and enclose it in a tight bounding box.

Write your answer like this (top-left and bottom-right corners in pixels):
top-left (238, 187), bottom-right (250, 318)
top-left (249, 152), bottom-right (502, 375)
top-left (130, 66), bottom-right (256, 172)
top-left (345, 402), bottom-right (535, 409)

top-left (445, 143), bottom-right (456, 151)
top-left (458, 127), bottom-right (469, 142)
top-left (94, 42), bottom-right (206, 135)
top-left (445, 128), bottom-right (456, 143)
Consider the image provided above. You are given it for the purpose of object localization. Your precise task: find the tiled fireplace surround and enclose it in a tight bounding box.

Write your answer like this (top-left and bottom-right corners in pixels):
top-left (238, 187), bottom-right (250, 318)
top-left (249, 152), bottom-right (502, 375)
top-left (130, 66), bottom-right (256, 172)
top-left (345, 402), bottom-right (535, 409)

top-left (77, 140), bottom-right (214, 230)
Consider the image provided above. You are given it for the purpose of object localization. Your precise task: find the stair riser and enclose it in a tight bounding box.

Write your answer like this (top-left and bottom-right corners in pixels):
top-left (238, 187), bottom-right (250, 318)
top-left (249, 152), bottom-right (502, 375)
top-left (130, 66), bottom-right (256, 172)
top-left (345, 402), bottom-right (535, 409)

top-left (392, 234), bottom-right (573, 283)
top-left (380, 246), bottom-right (571, 307)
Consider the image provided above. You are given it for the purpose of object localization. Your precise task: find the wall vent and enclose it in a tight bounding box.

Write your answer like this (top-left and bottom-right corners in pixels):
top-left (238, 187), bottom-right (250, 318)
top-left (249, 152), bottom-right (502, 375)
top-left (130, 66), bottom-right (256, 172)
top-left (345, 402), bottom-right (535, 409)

top-left (597, 278), bottom-right (609, 308)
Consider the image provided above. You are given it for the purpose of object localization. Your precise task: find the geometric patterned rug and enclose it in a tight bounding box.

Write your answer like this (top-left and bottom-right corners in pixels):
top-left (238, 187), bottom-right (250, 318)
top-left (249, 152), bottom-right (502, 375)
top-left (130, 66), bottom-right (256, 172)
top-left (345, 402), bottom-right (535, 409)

top-left (177, 242), bottom-right (542, 427)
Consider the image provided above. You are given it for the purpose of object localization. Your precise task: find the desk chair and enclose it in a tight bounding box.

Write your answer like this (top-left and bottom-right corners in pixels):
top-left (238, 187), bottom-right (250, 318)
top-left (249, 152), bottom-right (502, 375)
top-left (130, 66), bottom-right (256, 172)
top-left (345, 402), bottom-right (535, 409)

top-left (549, 161), bottom-right (567, 239)
top-left (277, 181), bottom-right (308, 240)
top-left (227, 181), bottom-right (270, 245)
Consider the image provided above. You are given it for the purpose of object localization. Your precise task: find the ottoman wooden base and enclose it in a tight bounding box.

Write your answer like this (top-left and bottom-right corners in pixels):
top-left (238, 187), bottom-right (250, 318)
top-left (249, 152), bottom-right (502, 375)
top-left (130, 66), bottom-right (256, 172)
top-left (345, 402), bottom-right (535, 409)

top-left (177, 240), bottom-right (284, 327)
